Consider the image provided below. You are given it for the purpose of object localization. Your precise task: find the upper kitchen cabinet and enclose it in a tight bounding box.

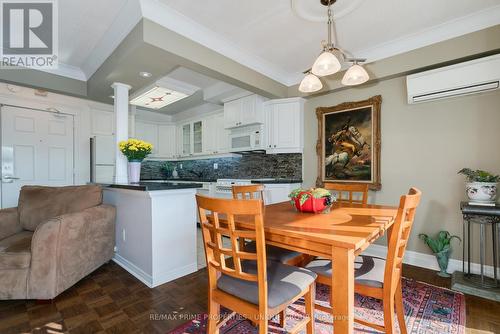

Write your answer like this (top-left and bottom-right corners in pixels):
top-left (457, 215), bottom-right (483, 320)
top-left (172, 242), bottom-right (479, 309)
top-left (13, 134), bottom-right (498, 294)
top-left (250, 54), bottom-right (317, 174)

top-left (204, 112), bottom-right (229, 154)
top-left (90, 109), bottom-right (114, 136)
top-left (157, 125), bottom-right (177, 158)
top-left (135, 121), bottom-right (159, 155)
top-left (177, 120), bottom-right (204, 157)
top-left (224, 94), bottom-right (267, 129)
top-left (264, 98), bottom-right (305, 154)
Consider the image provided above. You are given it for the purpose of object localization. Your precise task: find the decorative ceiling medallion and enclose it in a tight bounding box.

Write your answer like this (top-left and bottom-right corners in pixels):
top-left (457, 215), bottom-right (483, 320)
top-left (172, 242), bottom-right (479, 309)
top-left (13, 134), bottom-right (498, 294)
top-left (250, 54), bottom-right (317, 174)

top-left (291, 0), bottom-right (364, 22)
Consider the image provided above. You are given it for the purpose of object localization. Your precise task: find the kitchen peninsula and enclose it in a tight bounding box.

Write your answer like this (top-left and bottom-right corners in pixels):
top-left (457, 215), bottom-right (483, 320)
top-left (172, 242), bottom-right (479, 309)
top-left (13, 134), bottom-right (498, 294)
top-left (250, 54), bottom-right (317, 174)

top-left (102, 182), bottom-right (202, 288)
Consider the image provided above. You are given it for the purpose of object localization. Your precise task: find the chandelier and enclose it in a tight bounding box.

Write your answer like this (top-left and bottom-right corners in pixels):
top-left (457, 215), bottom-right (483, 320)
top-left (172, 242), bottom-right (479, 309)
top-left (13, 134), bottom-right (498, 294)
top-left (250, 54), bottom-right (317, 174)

top-left (299, 0), bottom-right (369, 93)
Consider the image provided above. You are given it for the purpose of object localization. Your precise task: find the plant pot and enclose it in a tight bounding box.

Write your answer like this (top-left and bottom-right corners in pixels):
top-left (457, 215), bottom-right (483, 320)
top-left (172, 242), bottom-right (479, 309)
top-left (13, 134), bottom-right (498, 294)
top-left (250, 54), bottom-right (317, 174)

top-left (435, 249), bottom-right (451, 277)
top-left (465, 182), bottom-right (498, 204)
top-left (128, 160), bottom-right (142, 184)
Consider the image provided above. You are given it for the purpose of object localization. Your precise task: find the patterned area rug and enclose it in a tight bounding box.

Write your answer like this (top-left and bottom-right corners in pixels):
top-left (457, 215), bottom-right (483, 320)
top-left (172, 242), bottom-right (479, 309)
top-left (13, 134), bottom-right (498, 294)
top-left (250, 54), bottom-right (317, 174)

top-left (169, 278), bottom-right (465, 333)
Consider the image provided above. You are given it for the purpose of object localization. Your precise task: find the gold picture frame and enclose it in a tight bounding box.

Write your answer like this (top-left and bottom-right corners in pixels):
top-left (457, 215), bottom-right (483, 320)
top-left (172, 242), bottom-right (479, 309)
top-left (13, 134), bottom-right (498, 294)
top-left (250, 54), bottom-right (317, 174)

top-left (316, 95), bottom-right (382, 190)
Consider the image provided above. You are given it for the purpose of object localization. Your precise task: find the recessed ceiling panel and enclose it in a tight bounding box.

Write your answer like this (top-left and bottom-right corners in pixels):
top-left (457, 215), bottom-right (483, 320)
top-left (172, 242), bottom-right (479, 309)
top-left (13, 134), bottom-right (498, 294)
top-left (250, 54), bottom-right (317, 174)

top-left (130, 86), bottom-right (189, 109)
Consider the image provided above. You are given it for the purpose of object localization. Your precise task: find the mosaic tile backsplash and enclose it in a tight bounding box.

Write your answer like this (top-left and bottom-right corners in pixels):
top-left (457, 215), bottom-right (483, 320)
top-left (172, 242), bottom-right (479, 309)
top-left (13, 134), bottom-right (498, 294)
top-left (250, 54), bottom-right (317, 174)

top-left (141, 153), bottom-right (302, 180)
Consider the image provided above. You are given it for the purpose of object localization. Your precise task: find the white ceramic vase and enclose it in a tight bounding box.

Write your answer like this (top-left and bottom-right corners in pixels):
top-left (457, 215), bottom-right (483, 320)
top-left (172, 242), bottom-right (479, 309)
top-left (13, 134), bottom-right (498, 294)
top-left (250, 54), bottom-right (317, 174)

top-left (128, 161), bottom-right (142, 184)
top-left (465, 182), bottom-right (498, 204)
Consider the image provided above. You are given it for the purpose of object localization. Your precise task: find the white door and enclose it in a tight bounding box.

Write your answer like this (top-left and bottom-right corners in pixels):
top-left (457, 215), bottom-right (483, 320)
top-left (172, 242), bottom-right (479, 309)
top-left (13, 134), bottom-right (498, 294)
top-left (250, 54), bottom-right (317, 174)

top-left (1, 106), bottom-right (74, 208)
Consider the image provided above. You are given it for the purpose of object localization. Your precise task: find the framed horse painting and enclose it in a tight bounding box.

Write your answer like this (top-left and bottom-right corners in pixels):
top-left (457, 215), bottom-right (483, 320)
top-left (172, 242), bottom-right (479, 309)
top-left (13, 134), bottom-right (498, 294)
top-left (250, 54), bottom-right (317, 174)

top-left (316, 95), bottom-right (382, 190)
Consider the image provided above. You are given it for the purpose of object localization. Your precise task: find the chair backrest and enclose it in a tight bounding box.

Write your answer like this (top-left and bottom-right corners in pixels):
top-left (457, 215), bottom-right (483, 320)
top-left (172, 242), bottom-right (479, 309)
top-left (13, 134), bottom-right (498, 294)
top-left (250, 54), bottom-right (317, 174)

top-left (384, 187), bottom-right (422, 289)
top-left (232, 184), bottom-right (265, 201)
top-left (196, 194), bottom-right (267, 289)
top-left (324, 182), bottom-right (369, 205)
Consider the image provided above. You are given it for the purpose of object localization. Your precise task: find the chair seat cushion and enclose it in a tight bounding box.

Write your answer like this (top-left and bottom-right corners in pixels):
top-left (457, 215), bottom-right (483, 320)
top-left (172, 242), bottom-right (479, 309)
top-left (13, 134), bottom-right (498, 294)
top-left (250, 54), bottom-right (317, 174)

top-left (244, 241), bottom-right (302, 263)
top-left (0, 231), bottom-right (33, 269)
top-left (217, 261), bottom-right (317, 308)
top-left (305, 255), bottom-right (385, 288)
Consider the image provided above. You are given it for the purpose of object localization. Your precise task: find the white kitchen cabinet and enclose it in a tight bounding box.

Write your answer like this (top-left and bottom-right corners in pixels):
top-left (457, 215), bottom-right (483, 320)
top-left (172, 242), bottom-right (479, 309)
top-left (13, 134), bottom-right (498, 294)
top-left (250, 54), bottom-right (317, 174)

top-left (158, 125), bottom-right (177, 158)
top-left (135, 121), bottom-right (159, 155)
top-left (263, 183), bottom-right (302, 205)
top-left (224, 94), bottom-right (266, 129)
top-left (193, 120), bottom-right (203, 154)
top-left (91, 109), bottom-right (114, 135)
top-left (176, 120), bottom-right (205, 157)
top-left (204, 113), bottom-right (229, 154)
top-left (215, 113), bottom-right (230, 153)
top-left (264, 98), bottom-right (305, 154)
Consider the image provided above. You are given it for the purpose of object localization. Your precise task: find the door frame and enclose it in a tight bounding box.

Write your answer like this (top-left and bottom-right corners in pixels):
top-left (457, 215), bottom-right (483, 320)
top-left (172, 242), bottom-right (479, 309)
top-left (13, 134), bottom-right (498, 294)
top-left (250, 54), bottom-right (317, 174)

top-left (0, 103), bottom-right (76, 208)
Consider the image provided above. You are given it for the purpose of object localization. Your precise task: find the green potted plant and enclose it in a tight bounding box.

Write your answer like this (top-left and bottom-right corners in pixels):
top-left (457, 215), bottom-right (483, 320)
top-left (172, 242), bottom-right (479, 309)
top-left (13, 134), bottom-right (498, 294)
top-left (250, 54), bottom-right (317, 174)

top-left (458, 168), bottom-right (499, 205)
top-left (419, 231), bottom-right (461, 277)
top-left (161, 162), bottom-right (174, 178)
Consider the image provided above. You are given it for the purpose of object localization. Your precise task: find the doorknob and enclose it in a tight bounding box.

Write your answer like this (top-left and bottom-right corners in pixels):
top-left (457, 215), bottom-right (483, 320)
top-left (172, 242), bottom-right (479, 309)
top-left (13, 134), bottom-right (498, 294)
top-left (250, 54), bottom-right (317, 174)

top-left (2, 176), bottom-right (20, 183)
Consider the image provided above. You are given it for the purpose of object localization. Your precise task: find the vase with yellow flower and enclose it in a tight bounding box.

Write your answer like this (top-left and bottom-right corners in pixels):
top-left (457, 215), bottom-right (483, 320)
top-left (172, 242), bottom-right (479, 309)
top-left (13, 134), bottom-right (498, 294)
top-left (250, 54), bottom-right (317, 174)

top-left (118, 139), bottom-right (153, 183)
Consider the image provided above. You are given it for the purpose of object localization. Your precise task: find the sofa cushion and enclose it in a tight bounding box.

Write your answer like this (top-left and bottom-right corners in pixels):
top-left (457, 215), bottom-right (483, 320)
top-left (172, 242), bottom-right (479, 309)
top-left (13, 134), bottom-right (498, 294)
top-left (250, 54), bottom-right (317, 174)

top-left (0, 231), bottom-right (33, 269)
top-left (18, 185), bottom-right (103, 231)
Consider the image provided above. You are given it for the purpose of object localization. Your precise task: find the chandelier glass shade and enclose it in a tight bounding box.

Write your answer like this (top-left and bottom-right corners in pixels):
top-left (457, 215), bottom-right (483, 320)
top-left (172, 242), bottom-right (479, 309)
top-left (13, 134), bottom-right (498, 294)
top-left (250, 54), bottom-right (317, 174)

top-left (299, 0), bottom-right (369, 93)
top-left (299, 73), bottom-right (323, 93)
top-left (341, 64), bottom-right (369, 86)
top-left (311, 50), bottom-right (341, 76)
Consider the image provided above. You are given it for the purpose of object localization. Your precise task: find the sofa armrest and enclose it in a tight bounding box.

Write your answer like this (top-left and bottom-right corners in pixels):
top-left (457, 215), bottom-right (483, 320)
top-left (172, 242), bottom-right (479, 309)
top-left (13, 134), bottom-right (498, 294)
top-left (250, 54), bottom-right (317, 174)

top-left (28, 204), bottom-right (116, 299)
top-left (0, 207), bottom-right (21, 240)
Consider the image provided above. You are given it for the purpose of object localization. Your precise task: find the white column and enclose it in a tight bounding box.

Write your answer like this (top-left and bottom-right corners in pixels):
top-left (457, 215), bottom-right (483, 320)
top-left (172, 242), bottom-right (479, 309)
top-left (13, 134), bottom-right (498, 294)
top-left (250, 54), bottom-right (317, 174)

top-left (112, 82), bottom-right (132, 184)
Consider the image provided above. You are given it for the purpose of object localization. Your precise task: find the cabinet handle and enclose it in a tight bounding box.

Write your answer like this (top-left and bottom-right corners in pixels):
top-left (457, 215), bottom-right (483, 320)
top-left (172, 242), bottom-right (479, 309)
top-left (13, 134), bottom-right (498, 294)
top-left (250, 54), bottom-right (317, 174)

top-left (274, 145), bottom-right (277, 148)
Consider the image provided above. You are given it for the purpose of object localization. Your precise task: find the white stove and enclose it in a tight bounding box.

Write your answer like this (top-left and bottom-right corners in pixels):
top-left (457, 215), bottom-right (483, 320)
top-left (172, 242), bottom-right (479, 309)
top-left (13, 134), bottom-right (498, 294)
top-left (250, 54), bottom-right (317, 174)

top-left (215, 179), bottom-right (252, 197)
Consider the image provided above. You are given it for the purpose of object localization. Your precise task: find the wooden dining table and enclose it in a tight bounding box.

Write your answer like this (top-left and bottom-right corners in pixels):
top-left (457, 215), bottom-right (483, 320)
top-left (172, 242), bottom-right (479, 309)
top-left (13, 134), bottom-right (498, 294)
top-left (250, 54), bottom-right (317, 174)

top-left (235, 200), bottom-right (399, 334)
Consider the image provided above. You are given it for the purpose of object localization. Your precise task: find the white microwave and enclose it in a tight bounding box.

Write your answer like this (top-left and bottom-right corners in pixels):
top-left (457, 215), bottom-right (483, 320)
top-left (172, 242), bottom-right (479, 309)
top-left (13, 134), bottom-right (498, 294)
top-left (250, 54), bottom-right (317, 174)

top-left (229, 125), bottom-right (264, 152)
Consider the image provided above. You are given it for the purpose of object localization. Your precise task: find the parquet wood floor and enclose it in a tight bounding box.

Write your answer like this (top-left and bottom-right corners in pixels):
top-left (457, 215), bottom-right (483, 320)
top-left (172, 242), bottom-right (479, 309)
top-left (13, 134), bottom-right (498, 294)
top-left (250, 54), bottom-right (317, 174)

top-left (0, 262), bottom-right (499, 333)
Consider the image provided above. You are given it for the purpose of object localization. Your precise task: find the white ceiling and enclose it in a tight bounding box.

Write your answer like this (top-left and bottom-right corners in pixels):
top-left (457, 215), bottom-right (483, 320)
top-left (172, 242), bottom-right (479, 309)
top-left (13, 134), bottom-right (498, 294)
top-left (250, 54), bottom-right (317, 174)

top-left (159, 0), bottom-right (500, 84)
top-left (40, 0), bottom-right (500, 85)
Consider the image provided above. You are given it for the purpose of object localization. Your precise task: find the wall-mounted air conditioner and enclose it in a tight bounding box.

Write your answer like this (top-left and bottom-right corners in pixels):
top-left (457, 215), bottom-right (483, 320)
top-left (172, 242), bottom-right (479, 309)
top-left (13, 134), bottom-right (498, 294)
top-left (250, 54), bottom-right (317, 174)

top-left (406, 54), bottom-right (500, 104)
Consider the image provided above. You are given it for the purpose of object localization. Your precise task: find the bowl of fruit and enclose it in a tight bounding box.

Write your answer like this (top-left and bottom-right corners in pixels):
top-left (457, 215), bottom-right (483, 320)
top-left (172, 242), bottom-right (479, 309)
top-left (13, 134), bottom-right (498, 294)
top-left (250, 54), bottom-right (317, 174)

top-left (288, 188), bottom-right (334, 214)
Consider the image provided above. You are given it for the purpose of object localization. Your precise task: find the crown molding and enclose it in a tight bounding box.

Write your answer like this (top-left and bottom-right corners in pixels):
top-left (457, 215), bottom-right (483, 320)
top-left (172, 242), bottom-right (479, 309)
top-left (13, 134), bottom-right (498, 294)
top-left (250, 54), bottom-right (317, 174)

top-left (355, 4), bottom-right (500, 63)
top-left (139, 0), bottom-right (297, 86)
top-left (289, 4), bottom-right (500, 86)
top-left (80, 0), bottom-right (142, 79)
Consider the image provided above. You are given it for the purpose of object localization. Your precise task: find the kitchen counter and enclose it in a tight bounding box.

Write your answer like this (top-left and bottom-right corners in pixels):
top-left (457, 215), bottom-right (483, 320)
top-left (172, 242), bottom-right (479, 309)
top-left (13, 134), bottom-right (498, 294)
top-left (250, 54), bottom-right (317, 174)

top-left (141, 178), bottom-right (218, 183)
top-left (140, 178), bottom-right (302, 184)
top-left (103, 183), bottom-right (199, 288)
top-left (250, 178), bottom-right (303, 184)
top-left (101, 182), bottom-right (203, 191)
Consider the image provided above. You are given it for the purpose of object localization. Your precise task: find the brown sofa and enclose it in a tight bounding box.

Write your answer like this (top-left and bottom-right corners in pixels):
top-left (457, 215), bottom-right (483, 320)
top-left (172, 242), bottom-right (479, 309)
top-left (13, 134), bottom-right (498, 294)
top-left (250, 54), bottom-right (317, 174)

top-left (0, 185), bottom-right (116, 300)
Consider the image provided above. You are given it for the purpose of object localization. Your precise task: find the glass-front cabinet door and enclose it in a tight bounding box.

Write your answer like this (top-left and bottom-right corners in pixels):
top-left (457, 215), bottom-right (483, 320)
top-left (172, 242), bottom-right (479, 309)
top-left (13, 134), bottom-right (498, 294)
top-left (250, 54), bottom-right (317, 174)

top-left (182, 123), bottom-right (191, 156)
top-left (193, 120), bottom-right (203, 154)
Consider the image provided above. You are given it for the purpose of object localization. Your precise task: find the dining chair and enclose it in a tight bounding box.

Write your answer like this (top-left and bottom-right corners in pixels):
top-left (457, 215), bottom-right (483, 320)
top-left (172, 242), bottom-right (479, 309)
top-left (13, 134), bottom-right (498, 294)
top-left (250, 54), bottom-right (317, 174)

top-left (196, 194), bottom-right (317, 334)
top-left (305, 187), bottom-right (422, 334)
top-left (324, 182), bottom-right (369, 205)
top-left (232, 185), bottom-right (305, 267)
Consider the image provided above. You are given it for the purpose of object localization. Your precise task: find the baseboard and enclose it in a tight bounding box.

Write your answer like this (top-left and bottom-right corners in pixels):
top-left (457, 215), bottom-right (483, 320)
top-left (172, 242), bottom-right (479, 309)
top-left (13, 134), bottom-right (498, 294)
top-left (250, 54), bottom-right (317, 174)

top-left (113, 254), bottom-right (153, 288)
top-left (363, 244), bottom-right (497, 277)
top-left (152, 262), bottom-right (198, 288)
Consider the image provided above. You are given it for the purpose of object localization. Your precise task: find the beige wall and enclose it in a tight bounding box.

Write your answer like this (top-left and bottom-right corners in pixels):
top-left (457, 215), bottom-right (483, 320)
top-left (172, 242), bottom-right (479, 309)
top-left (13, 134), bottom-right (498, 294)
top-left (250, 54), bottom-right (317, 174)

top-left (303, 76), bottom-right (500, 260)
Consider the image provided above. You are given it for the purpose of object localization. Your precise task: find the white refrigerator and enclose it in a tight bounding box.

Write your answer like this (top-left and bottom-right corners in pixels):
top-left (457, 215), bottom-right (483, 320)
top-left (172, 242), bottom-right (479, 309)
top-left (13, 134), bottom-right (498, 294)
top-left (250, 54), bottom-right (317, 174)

top-left (90, 136), bottom-right (115, 183)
